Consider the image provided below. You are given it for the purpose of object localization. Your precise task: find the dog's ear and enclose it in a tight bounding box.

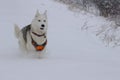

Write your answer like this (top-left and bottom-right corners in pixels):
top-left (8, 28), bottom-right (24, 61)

top-left (35, 10), bottom-right (40, 17)
top-left (44, 10), bottom-right (47, 17)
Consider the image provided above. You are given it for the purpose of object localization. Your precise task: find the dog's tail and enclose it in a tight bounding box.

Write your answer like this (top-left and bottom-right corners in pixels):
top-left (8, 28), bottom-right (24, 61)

top-left (14, 24), bottom-right (20, 38)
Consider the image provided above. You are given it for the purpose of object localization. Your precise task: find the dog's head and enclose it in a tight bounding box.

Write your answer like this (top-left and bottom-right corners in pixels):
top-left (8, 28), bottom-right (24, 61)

top-left (31, 10), bottom-right (48, 34)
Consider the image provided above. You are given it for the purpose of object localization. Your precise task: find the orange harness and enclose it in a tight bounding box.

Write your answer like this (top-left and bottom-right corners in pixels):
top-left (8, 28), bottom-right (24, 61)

top-left (31, 37), bottom-right (47, 51)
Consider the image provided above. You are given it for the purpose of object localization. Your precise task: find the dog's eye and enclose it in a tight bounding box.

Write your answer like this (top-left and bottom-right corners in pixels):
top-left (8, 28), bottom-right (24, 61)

top-left (38, 20), bottom-right (41, 22)
top-left (43, 20), bottom-right (46, 22)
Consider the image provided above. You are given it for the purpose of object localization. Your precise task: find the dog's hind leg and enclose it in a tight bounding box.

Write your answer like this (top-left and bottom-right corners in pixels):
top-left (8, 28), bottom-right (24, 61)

top-left (18, 32), bottom-right (27, 52)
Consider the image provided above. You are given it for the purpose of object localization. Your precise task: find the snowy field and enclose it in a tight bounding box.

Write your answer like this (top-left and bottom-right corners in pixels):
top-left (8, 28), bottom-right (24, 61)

top-left (0, 0), bottom-right (120, 80)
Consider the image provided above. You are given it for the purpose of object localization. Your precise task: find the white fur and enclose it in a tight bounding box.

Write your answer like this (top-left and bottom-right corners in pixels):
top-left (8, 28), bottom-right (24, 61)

top-left (14, 10), bottom-right (48, 57)
top-left (14, 24), bottom-right (20, 38)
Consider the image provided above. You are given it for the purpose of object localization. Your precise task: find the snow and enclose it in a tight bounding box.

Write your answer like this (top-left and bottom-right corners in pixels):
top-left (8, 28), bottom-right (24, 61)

top-left (0, 0), bottom-right (120, 80)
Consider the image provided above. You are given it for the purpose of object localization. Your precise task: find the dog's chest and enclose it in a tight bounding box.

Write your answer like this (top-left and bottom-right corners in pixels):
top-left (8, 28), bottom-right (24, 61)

top-left (31, 35), bottom-right (45, 44)
top-left (26, 32), bottom-right (46, 51)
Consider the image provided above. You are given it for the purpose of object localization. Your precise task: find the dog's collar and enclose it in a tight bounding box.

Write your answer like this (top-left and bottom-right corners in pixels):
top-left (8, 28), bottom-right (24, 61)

top-left (32, 32), bottom-right (46, 38)
top-left (31, 37), bottom-right (47, 51)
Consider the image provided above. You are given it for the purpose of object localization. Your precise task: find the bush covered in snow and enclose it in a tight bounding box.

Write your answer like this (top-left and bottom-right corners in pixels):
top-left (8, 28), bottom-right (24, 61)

top-left (55, 0), bottom-right (94, 13)
top-left (55, 0), bottom-right (120, 17)
top-left (55, 0), bottom-right (120, 47)
top-left (55, 0), bottom-right (120, 28)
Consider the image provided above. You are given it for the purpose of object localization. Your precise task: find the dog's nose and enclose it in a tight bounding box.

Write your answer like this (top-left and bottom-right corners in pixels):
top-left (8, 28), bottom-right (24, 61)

top-left (41, 24), bottom-right (45, 27)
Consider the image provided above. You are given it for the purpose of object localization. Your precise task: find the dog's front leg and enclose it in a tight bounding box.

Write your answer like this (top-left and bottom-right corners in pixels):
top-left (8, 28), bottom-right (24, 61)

top-left (38, 47), bottom-right (47, 58)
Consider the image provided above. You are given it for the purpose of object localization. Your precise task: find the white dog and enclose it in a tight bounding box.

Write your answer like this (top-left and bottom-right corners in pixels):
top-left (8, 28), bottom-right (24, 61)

top-left (14, 10), bottom-right (48, 56)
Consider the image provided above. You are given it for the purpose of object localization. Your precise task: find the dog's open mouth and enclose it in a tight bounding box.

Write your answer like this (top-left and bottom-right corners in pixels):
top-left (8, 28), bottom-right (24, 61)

top-left (32, 32), bottom-right (45, 37)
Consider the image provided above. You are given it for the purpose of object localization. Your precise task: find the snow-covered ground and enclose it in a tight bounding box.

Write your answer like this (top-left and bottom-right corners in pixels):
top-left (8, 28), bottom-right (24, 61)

top-left (0, 0), bottom-right (120, 80)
